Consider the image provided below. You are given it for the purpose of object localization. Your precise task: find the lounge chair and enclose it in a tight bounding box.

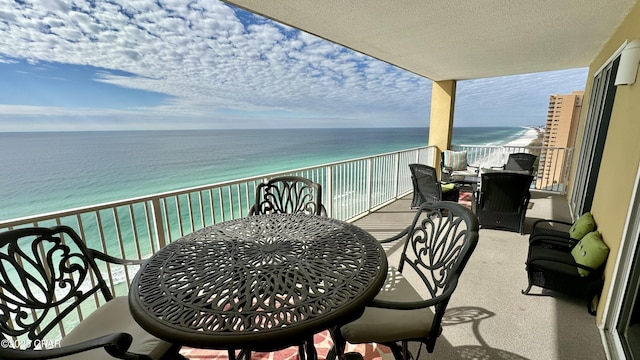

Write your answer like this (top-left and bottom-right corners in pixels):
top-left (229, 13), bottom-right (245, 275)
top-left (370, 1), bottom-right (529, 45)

top-left (475, 172), bottom-right (534, 234)
top-left (409, 163), bottom-right (460, 208)
top-left (441, 150), bottom-right (479, 182)
top-left (523, 228), bottom-right (609, 315)
top-left (492, 152), bottom-right (538, 175)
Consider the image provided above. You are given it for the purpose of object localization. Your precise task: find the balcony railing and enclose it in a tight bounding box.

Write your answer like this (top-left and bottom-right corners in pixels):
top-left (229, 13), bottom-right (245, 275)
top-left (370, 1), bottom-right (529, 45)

top-left (0, 144), bottom-right (571, 340)
top-left (455, 144), bottom-right (574, 193)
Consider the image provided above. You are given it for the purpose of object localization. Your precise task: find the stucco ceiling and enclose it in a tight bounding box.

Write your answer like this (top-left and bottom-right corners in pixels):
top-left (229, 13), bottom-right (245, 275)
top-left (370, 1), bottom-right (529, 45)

top-left (223, 0), bottom-right (638, 81)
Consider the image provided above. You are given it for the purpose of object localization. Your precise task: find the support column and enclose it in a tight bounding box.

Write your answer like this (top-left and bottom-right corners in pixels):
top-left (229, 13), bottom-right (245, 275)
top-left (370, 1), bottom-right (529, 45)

top-left (429, 80), bottom-right (457, 173)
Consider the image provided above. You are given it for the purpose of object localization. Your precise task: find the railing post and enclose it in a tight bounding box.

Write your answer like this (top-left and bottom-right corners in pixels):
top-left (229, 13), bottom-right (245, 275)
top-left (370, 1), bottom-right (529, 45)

top-left (325, 165), bottom-right (333, 217)
top-left (151, 198), bottom-right (167, 249)
top-left (366, 158), bottom-right (372, 211)
top-left (394, 152), bottom-right (400, 198)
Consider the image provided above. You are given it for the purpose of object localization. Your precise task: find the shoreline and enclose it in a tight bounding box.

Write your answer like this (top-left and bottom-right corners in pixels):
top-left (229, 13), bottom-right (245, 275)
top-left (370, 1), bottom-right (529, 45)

top-left (504, 126), bottom-right (543, 147)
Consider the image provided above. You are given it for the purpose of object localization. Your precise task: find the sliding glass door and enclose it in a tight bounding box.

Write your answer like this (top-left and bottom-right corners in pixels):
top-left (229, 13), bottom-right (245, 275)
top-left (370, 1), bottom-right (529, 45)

top-left (569, 58), bottom-right (619, 216)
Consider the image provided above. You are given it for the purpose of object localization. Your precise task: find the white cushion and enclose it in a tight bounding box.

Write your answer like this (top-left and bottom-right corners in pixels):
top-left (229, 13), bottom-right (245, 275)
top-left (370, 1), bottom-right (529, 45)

top-left (340, 267), bottom-right (435, 343)
top-left (451, 169), bottom-right (479, 177)
top-left (59, 296), bottom-right (173, 360)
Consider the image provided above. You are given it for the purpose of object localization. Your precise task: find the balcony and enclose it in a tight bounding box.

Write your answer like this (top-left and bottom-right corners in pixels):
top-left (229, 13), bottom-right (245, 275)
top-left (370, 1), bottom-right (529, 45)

top-left (2, 145), bottom-right (596, 360)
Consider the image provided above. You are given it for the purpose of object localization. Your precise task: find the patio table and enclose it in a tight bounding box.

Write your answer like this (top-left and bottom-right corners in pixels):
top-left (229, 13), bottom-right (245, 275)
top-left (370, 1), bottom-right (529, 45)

top-left (449, 175), bottom-right (481, 212)
top-left (128, 213), bottom-right (388, 359)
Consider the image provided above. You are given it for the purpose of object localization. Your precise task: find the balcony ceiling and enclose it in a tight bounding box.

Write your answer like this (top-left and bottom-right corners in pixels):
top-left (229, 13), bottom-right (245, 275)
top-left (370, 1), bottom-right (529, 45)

top-left (222, 0), bottom-right (638, 81)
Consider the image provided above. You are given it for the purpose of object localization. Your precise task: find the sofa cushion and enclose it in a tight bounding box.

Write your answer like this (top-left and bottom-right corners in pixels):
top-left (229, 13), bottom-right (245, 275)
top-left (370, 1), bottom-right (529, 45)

top-left (443, 150), bottom-right (468, 171)
top-left (571, 231), bottom-right (609, 277)
top-left (569, 212), bottom-right (596, 240)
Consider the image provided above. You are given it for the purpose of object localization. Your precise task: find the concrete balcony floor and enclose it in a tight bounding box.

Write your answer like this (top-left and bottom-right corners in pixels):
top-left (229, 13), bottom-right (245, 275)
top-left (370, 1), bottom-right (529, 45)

top-left (352, 190), bottom-right (606, 360)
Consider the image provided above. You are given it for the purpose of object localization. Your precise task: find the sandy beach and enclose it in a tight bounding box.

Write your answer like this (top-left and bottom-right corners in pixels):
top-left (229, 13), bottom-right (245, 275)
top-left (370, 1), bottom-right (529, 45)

top-left (505, 126), bottom-right (543, 147)
top-left (461, 126), bottom-right (544, 168)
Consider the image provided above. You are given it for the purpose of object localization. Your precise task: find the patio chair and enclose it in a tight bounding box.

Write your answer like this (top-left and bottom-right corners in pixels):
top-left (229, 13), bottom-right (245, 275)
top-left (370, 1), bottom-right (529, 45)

top-left (409, 164), bottom-right (460, 208)
top-left (249, 175), bottom-right (326, 216)
top-left (0, 225), bottom-right (181, 360)
top-left (330, 201), bottom-right (479, 360)
top-left (529, 212), bottom-right (597, 245)
top-left (523, 230), bottom-right (609, 315)
top-left (492, 152), bottom-right (538, 175)
top-left (441, 150), bottom-right (479, 182)
top-left (475, 172), bottom-right (534, 234)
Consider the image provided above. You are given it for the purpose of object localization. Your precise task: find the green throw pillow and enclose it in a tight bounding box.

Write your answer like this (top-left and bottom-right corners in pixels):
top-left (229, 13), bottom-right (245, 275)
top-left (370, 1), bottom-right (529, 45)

top-left (441, 183), bottom-right (456, 193)
top-left (569, 212), bottom-right (596, 240)
top-left (571, 231), bottom-right (609, 277)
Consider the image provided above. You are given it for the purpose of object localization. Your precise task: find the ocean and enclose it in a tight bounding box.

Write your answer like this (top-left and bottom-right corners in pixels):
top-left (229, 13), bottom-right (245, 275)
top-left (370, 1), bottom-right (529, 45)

top-left (0, 127), bottom-right (529, 221)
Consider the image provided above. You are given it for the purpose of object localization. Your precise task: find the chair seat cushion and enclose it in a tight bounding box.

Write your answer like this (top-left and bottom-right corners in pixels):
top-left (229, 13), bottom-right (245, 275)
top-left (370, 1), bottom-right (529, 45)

top-left (451, 169), bottom-right (478, 177)
top-left (340, 267), bottom-right (435, 344)
top-left (481, 168), bottom-right (530, 175)
top-left (60, 296), bottom-right (173, 360)
top-left (529, 246), bottom-right (581, 276)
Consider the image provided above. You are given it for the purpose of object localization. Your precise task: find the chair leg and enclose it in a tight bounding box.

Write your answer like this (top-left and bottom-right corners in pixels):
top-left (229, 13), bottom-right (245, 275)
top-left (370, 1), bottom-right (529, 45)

top-left (328, 326), bottom-right (347, 360)
top-left (522, 282), bottom-right (533, 295)
top-left (301, 335), bottom-right (318, 360)
top-left (380, 341), bottom-right (411, 360)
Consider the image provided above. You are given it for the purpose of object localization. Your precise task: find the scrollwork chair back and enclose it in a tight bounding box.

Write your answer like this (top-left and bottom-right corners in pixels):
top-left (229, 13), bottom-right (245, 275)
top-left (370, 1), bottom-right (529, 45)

top-left (397, 202), bottom-right (479, 349)
top-left (250, 175), bottom-right (326, 216)
top-left (0, 226), bottom-right (111, 347)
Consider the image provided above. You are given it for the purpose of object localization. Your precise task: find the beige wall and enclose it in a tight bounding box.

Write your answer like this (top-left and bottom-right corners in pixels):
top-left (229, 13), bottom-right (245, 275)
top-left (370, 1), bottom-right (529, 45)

top-left (429, 80), bottom-right (456, 151)
top-left (575, 0), bottom-right (640, 321)
top-left (429, 80), bottom-right (457, 173)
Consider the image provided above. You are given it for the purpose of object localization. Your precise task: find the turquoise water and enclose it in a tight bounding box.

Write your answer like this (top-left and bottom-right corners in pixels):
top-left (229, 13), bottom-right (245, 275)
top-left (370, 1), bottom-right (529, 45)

top-left (0, 127), bottom-right (527, 220)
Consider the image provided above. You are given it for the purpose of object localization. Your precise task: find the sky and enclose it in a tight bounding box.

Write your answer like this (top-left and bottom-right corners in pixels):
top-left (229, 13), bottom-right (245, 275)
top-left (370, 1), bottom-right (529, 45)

top-left (0, 0), bottom-right (590, 131)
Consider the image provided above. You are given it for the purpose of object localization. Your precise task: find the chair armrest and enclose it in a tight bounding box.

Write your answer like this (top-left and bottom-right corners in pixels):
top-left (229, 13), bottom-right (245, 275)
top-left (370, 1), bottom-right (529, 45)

top-left (531, 218), bottom-right (573, 230)
top-left (89, 250), bottom-right (148, 266)
top-left (378, 226), bottom-right (410, 244)
top-left (367, 278), bottom-right (459, 310)
top-left (529, 236), bottom-right (577, 249)
top-left (521, 190), bottom-right (531, 209)
top-left (0, 333), bottom-right (135, 360)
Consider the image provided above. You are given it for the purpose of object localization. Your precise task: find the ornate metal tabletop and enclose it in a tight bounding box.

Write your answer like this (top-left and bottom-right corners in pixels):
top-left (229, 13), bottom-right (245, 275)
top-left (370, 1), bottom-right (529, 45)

top-left (129, 214), bottom-right (388, 352)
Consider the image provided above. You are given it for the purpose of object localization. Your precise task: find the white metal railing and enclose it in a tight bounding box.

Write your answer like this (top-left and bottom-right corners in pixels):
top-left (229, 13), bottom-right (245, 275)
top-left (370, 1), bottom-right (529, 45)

top-left (0, 145), bottom-right (434, 341)
top-left (454, 144), bottom-right (574, 193)
top-left (0, 144), bottom-right (435, 261)
top-left (0, 143), bottom-right (573, 340)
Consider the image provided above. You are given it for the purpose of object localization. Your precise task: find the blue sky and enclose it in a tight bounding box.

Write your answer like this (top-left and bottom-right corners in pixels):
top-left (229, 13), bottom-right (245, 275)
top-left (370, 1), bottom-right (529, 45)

top-left (0, 0), bottom-right (589, 131)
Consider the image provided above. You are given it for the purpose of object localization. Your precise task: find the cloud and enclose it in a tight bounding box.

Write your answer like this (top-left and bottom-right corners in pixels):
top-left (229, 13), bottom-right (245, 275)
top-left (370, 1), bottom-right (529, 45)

top-left (0, 0), bottom-right (586, 130)
top-left (454, 68), bottom-right (588, 126)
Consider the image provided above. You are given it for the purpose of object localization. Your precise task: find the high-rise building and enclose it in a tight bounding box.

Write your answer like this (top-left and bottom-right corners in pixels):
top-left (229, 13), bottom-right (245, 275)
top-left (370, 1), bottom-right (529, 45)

top-left (537, 91), bottom-right (584, 190)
